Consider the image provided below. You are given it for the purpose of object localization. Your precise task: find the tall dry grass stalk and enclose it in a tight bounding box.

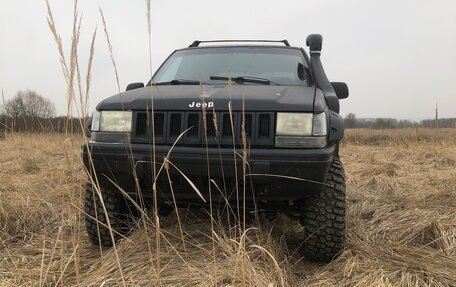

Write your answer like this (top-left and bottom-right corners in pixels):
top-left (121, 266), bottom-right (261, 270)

top-left (98, 8), bottom-right (121, 95)
top-left (198, 82), bottom-right (218, 284)
top-left (144, 0), bottom-right (162, 279)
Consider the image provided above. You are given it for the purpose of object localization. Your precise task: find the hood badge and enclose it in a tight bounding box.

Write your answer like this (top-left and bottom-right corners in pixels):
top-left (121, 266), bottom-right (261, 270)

top-left (189, 101), bottom-right (214, 108)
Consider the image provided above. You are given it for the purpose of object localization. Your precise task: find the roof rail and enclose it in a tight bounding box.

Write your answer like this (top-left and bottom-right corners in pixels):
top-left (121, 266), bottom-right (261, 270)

top-left (188, 39), bottom-right (290, 48)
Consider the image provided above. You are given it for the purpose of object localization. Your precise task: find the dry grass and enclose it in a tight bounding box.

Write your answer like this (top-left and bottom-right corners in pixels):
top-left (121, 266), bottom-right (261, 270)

top-left (0, 129), bottom-right (455, 286)
top-left (15, 2), bottom-right (454, 286)
top-left (343, 128), bottom-right (456, 145)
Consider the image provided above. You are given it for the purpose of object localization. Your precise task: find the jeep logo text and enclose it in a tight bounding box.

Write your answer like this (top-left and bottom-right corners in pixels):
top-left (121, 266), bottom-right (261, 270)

top-left (189, 101), bottom-right (214, 108)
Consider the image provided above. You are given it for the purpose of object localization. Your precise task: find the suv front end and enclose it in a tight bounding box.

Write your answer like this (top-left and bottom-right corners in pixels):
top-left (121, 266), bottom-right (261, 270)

top-left (83, 36), bottom-right (349, 262)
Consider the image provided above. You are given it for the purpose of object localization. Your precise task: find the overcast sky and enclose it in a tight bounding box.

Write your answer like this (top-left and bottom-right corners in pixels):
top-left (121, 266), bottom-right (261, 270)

top-left (1, 0), bottom-right (455, 119)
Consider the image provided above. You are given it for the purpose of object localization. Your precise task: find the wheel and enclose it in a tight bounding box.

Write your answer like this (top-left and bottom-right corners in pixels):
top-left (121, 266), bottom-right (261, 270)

top-left (84, 183), bottom-right (132, 246)
top-left (299, 156), bottom-right (346, 262)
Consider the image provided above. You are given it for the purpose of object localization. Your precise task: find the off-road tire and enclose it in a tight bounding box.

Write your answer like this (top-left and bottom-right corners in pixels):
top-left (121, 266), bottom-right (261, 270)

top-left (84, 183), bottom-right (132, 246)
top-left (300, 156), bottom-right (346, 262)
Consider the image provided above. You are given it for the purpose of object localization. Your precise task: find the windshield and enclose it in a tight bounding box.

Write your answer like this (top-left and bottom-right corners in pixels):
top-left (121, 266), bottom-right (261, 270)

top-left (151, 47), bottom-right (309, 86)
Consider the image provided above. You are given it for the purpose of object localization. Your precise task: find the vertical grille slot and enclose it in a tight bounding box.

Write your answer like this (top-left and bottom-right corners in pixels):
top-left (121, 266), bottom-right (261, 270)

top-left (258, 114), bottom-right (270, 138)
top-left (222, 114), bottom-right (232, 138)
top-left (241, 114), bottom-right (253, 138)
top-left (169, 113), bottom-right (182, 137)
top-left (187, 113), bottom-right (199, 137)
top-left (153, 113), bottom-right (165, 137)
top-left (205, 113), bottom-right (216, 138)
top-left (135, 112), bottom-right (148, 138)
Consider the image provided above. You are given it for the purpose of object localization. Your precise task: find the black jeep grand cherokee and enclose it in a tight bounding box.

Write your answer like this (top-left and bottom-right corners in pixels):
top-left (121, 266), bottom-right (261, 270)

top-left (83, 34), bottom-right (349, 262)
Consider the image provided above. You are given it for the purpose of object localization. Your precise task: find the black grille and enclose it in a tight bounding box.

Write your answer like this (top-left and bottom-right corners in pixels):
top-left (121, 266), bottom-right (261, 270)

top-left (132, 111), bottom-right (274, 147)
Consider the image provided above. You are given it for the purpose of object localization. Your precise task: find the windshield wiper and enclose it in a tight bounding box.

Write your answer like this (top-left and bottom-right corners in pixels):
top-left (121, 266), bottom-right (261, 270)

top-left (153, 79), bottom-right (204, 85)
top-left (210, 76), bottom-right (280, 85)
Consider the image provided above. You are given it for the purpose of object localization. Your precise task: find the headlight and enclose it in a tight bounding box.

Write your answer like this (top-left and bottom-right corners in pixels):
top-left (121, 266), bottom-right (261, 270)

top-left (275, 112), bottom-right (327, 148)
top-left (276, 113), bottom-right (312, 136)
top-left (91, 110), bottom-right (132, 132)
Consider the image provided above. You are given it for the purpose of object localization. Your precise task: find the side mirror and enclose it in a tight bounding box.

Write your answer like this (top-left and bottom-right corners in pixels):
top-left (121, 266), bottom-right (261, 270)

top-left (331, 82), bottom-right (349, 99)
top-left (126, 82), bottom-right (144, 91)
top-left (84, 116), bottom-right (92, 137)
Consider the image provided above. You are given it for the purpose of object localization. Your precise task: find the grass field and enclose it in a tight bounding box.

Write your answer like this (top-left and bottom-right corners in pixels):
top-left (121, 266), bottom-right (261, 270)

top-left (0, 129), bottom-right (455, 286)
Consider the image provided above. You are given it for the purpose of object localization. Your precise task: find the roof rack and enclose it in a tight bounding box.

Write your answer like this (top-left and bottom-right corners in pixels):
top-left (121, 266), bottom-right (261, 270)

top-left (188, 39), bottom-right (290, 48)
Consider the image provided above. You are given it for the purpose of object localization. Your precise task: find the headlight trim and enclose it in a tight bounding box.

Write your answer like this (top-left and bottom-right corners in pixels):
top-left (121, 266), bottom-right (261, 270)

top-left (312, 112), bottom-right (327, 136)
top-left (91, 111), bottom-right (101, 132)
top-left (275, 136), bottom-right (327, 148)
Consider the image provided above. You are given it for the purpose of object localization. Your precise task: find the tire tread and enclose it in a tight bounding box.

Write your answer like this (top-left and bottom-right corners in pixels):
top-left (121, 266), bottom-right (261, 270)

top-left (300, 156), bottom-right (346, 262)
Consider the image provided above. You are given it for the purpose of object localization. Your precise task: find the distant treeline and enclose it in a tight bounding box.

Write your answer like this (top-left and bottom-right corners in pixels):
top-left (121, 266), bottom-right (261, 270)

top-left (0, 116), bottom-right (87, 134)
top-left (344, 114), bottom-right (456, 129)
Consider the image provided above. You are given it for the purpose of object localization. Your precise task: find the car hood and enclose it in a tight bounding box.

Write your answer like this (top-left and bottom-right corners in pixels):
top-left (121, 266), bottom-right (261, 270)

top-left (97, 85), bottom-right (317, 112)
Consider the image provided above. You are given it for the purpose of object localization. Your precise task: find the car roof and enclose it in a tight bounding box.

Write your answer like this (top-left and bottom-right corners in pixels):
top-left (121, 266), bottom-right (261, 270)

top-left (176, 45), bottom-right (303, 52)
top-left (188, 39), bottom-right (291, 47)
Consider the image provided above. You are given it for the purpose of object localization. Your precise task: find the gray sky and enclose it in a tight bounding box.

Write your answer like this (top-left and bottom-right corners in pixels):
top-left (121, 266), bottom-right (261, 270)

top-left (1, 0), bottom-right (455, 119)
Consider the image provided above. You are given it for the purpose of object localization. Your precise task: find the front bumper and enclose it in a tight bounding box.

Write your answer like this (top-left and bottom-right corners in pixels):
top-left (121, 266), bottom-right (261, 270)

top-left (82, 142), bottom-right (335, 204)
